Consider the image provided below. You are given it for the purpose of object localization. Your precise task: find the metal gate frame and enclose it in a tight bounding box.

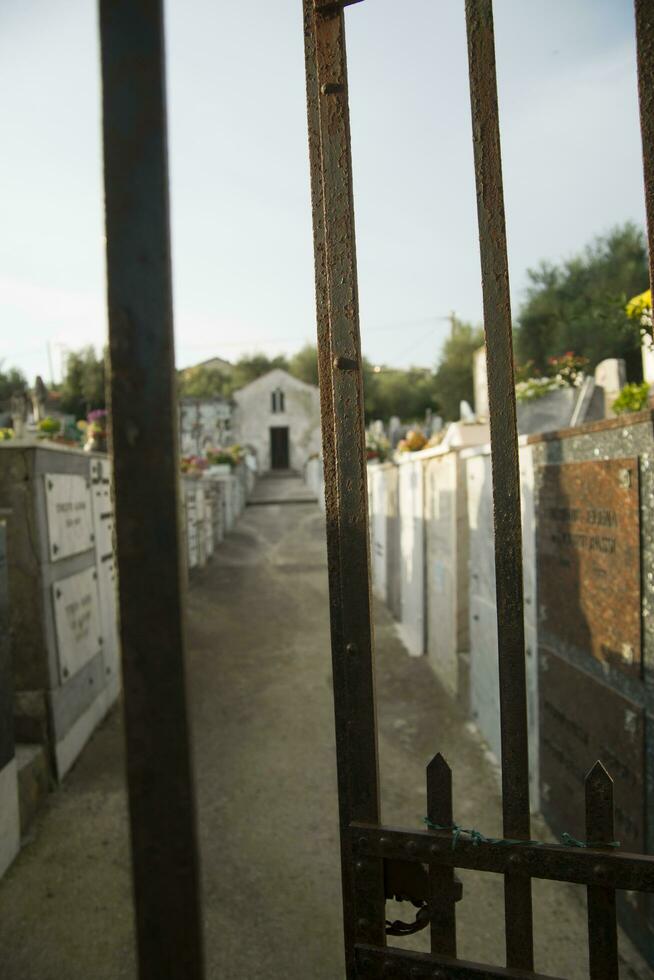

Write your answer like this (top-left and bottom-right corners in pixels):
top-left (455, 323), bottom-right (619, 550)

top-left (301, 2), bottom-right (654, 978)
top-left (96, 1), bottom-right (654, 978)
top-left (100, 3), bottom-right (204, 978)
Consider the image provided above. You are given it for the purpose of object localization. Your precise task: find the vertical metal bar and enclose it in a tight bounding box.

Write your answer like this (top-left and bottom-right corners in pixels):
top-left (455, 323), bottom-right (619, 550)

top-left (303, 1), bottom-right (385, 972)
top-left (302, 0), bottom-right (353, 965)
top-left (99, 3), bottom-right (204, 978)
top-left (585, 762), bottom-right (619, 980)
top-left (426, 754), bottom-right (457, 956)
top-left (463, 1), bottom-right (533, 970)
top-left (635, 0), bottom-right (654, 298)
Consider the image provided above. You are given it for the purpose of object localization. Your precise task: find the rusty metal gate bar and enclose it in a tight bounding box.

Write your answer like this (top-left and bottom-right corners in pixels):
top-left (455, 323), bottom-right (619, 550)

top-left (464, 1), bottom-right (533, 969)
top-left (303, 1), bottom-right (386, 973)
top-left (99, 2), bottom-right (204, 978)
top-left (635, 1), bottom-right (654, 309)
top-left (305, 1), bottom-right (654, 979)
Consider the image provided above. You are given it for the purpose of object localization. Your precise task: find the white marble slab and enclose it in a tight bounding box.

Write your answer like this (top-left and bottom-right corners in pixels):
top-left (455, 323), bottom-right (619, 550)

top-left (464, 443), bottom-right (540, 810)
top-left (97, 555), bottom-right (120, 680)
top-left (397, 458), bottom-right (425, 657)
top-left (53, 566), bottom-right (102, 680)
top-left (55, 677), bottom-right (118, 779)
top-left (44, 473), bottom-right (94, 562)
top-left (369, 466), bottom-right (388, 600)
top-left (0, 758), bottom-right (19, 878)
top-left (425, 452), bottom-right (459, 696)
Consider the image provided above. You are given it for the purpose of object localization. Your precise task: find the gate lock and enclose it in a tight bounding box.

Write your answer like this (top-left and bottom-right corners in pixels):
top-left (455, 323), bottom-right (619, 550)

top-left (383, 859), bottom-right (463, 937)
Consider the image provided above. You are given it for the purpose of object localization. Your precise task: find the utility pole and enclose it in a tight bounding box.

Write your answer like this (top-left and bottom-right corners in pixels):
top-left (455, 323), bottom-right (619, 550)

top-left (46, 342), bottom-right (55, 386)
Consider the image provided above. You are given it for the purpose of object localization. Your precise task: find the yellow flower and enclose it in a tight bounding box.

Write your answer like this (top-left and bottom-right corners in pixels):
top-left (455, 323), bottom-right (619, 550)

top-left (626, 288), bottom-right (651, 319)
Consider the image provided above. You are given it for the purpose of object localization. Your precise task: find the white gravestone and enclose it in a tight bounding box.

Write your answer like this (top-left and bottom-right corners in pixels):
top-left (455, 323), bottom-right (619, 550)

top-left (53, 567), bottom-right (102, 681)
top-left (44, 474), bottom-right (94, 562)
top-left (473, 346), bottom-right (489, 420)
top-left (594, 358), bottom-right (626, 417)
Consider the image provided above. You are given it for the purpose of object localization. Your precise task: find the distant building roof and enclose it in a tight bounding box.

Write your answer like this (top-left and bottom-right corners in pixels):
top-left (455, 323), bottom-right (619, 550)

top-left (232, 367), bottom-right (319, 398)
top-left (180, 356), bottom-right (232, 374)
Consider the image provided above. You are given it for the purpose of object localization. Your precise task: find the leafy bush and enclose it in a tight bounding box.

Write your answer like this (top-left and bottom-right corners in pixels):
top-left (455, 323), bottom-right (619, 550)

top-left (514, 224), bottom-right (647, 376)
top-left (38, 417), bottom-right (61, 436)
top-left (515, 376), bottom-right (565, 402)
top-left (515, 351), bottom-right (588, 402)
top-left (206, 450), bottom-right (234, 468)
top-left (547, 352), bottom-right (588, 387)
top-left (612, 382), bottom-right (650, 415)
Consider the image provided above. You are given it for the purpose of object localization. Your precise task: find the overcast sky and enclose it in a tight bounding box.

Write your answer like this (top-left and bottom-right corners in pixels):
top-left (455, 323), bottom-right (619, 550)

top-left (0, 0), bottom-right (647, 383)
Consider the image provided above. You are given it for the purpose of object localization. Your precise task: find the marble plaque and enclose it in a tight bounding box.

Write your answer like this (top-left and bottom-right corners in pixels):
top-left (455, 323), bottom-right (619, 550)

top-left (537, 457), bottom-right (641, 673)
top-left (53, 567), bottom-right (102, 680)
top-left (44, 474), bottom-right (94, 562)
top-left (540, 650), bottom-right (644, 852)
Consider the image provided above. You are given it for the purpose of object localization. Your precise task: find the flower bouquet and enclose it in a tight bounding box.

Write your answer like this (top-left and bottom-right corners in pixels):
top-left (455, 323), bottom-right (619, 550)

top-left (84, 409), bottom-right (108, 453)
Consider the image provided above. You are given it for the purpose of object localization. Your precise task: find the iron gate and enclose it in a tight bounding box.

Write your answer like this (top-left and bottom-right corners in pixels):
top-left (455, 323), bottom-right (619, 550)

top-left (98, 1), bottom-right (654, 978)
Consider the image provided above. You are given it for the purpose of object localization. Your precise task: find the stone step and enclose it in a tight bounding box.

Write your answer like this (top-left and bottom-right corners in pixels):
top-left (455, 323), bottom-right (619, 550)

top-left (15, 744), bottom-right (51, 836)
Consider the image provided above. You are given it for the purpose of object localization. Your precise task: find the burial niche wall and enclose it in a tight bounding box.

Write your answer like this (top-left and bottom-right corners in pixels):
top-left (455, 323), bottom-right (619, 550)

top-left (531, 411), bottom-right (654, 963)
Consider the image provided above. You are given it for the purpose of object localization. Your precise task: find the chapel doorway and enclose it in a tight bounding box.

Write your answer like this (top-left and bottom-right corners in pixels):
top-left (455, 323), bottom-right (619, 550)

top-left (270, 426), bottom-right (290, 470)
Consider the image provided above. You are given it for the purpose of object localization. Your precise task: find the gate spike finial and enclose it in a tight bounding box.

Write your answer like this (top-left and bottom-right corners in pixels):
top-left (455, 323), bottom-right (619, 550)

top-left (586, 759), bottom-right (613, 786)
top-left (427, 752), bottom-right (451, 777)
top-left (585, 758), bottom-right (618, 976)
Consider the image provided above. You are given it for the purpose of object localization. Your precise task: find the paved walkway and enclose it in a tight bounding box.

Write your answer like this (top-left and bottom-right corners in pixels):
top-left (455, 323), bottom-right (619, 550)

top-left (0, 476), bottom-right (648, 978)
top-left (247, 471), bottom-right (318, 505)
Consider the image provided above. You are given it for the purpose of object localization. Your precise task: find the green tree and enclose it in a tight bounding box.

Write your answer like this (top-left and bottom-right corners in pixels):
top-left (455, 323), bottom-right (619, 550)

top-left (364, 365), bottom-right (440, 423)
top-left (0, 364), bottom-right (27, 406)
top-left (288, 344), bottom-right (319, 386)
top-left (514, 224), bottom-right (648, 379)
top-left (433, 317), bottom-right (484, 421)
top-left (60, 347), bottom-right (106, 418)
top-left (179, 365), bottom-right (229, 399)
top-left (282, 343), bottom-right (441, 423)
top-left (229, 353), bottom-right (289, 392)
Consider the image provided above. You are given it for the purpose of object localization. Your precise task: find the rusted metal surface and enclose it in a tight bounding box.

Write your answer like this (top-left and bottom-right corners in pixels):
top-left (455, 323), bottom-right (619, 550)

top-left (301, 0), bottom-right (654, 973)
top-left (99, 2), bottom-right (204, 977)
top-left (427, 754), bottom-right (457, 956)
top-left (354, 945), bottom-right (565, 980)
top-left (537, 459), bottom-right (641, 674)
top-left (350, 823), bottom-right (654, 892)
top-left (539, 651), bottom-right (645, 854)
top-left (635, 0), bottom-right (654, 295)
top-left (303, 0), bottom-right (384, 974)
top-left (585, 763), bottom-right (618, 980)
top-left (464, 0), bottom-right (532, 968)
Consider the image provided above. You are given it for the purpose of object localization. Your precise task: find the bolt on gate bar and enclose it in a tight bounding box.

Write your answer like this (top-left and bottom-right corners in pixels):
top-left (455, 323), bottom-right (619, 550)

top-left (303, 2), bottom-right (654, 979)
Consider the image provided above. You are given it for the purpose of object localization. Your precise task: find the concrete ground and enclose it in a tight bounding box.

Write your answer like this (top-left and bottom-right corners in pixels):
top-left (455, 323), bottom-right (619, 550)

top-left (0, 475), bottom-right (648, 979)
